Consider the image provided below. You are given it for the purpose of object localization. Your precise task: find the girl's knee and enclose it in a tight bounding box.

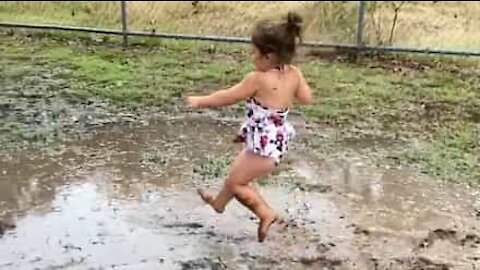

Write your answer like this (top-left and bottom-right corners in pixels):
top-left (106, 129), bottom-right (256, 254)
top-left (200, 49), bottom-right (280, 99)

top-left (226, 177), bottom-right (248, 198)
top-left (225, 174), bottom-right (240, 190)
top-left (226, 179), bottom-right (240, 193)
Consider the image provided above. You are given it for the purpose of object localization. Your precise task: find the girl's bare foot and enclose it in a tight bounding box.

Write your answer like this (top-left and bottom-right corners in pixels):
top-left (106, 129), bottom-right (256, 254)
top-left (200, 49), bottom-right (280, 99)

top-left (197, 189), bottom-right (223, 213)
top-left (258, 212), bottom-right (279, 242)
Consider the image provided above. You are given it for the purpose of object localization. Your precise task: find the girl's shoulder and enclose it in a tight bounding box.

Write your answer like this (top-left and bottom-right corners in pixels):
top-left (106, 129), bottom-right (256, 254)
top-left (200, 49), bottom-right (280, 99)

top-left (288, 64), bottom-right (302, 73)
top-left (288, 65), bottom-right (307, 80)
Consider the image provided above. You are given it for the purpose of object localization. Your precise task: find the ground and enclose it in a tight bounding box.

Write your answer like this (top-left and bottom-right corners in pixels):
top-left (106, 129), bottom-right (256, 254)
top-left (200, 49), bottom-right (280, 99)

top-left (0, 31), bottom-right (479, 269)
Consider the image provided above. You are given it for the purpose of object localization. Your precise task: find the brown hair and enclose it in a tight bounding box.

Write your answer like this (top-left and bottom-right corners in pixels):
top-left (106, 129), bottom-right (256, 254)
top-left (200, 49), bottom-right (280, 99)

top-left (251, 12), bottom-right (303, 65)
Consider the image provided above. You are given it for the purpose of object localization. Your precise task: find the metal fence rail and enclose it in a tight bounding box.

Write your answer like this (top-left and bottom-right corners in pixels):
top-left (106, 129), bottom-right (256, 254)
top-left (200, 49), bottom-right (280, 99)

top-left (1, 1), bottom-right (480, 58)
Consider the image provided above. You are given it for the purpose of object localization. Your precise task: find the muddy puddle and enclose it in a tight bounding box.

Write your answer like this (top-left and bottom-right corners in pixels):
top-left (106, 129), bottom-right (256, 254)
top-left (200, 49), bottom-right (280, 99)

top-left (1, 116), bottom-right (479, 270)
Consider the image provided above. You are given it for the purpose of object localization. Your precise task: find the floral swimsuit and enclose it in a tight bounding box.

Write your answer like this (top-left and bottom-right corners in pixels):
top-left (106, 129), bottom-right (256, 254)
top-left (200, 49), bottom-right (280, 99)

top-left (234, 98), bottom-right (295, 164)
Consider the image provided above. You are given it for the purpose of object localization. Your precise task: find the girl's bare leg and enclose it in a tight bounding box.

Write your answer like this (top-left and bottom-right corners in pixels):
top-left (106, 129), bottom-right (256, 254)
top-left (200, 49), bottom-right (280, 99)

top-left (197, 149), bottom-right (248, 213)
top-left (197, 186), bottom-right (231, 213)
top-left (198, 149), bottom-right (279, 242)
top-left (198, 181), bottom-right (271, 215)
top-left (231, 182), bottom-right (278, 242)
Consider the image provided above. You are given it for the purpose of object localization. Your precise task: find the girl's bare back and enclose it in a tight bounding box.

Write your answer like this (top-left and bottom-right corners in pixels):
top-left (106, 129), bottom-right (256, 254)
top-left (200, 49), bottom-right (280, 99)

top-left (254, 65), bottom-right (312, 110)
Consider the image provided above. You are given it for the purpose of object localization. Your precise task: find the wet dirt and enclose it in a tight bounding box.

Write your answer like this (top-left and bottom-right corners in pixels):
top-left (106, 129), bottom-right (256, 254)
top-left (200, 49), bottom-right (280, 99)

top-left (0, 42), bottom-right (134, 150)
top-left (0, 116), bottom-right (479, 270)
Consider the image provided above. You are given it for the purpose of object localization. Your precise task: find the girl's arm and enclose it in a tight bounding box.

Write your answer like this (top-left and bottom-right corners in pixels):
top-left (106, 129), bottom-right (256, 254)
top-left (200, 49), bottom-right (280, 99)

top-left (187, 72), bottom-right (259, 108)
top-left (293, 67), bottom-right (313, 104)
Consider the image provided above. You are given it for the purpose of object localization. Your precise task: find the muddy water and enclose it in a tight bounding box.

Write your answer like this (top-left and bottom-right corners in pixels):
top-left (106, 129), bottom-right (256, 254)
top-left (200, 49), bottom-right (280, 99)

top-left (1, 116), bottom-right (479, 270)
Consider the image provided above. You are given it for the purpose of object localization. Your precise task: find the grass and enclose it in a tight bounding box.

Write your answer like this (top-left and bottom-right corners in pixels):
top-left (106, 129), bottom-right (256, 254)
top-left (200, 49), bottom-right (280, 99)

top-left (396, 124), bottom-right (479, 183)
top-left (1, 1), bottom-right (480, 50)
top-left (193, 155), bottom-right (233, 179)
top-left (7, 32), bottom-right (251, 108)
top-left (0, 30), bottom-right (479, 185)
top-left (298, 54), bottom-right (479, 184)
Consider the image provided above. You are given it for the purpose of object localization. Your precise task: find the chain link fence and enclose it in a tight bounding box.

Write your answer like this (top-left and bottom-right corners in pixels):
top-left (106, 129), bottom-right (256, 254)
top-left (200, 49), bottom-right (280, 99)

top-left (1, 1), bottom-right (479, 56)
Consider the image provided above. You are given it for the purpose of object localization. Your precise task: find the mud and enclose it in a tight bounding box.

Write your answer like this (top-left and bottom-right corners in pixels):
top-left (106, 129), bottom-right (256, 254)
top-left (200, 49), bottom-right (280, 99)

top-left (0, 46), bottom-right (134, 150)
top-left (0, 116), bottom-right (479, 269)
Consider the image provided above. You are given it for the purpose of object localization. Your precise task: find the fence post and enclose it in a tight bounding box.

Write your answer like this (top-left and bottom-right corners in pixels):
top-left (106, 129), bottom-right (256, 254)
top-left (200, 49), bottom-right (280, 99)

top-left (120, 0), bottom-right (128, 47)
top-left (356, 1), bottom-right (366, 57)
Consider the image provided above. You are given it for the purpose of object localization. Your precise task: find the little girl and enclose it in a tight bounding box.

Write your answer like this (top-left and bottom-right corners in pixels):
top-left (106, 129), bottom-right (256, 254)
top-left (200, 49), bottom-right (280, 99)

top-left (186, 12), bottom-right (313, 242)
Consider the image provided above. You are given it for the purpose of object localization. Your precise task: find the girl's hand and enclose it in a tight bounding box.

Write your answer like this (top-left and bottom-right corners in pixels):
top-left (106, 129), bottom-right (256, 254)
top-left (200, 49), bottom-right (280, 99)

top-left (186, 96), bottom-right (201, 108)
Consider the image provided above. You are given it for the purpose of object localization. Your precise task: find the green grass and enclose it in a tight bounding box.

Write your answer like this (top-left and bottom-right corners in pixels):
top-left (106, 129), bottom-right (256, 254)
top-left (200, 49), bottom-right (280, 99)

top-left (6, 32), bottom-right (251, 108)
top-left (386, 123), bottom-right (479, 184)
top-left (297, 57), bottom-right (479, 185)
top-left (1, 31), bottom-right (479, 184)
top-left (44, 47), bottom-right (134, 82)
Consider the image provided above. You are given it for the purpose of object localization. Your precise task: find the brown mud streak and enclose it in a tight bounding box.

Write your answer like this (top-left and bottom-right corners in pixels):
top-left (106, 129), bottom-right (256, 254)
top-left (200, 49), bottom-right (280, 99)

top-left (418, 229), bottom-right (480, 249)
top-left (394, 257), bottom-right (451, 270)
